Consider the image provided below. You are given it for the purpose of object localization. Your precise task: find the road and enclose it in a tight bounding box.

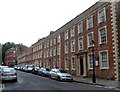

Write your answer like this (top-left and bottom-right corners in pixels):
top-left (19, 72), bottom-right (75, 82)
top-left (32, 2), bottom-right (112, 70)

top-left (1, 71), bottom-right (119, 91)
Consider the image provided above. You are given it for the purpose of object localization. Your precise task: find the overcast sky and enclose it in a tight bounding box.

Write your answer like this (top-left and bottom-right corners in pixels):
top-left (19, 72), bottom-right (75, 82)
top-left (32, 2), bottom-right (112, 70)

top-left (0, 0), bottom-right (99, 47)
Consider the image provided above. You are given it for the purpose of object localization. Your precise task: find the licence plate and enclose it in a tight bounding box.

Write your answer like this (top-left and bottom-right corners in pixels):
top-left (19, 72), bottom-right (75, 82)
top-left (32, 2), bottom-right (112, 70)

top-left (4, 74), bottom-right (11, 76)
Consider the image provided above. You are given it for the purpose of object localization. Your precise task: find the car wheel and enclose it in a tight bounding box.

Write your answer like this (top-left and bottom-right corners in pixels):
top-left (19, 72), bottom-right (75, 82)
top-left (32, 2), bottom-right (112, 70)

top-left (49, 75), bottom-right (52, 79)
top-left (57, 76), bottom-right (61, 81)
top-left (14, 78), bottom-right (17, 82)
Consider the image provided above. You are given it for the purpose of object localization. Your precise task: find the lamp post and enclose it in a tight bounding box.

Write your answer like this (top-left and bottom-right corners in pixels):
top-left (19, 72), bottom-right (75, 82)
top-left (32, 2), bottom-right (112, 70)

top-left (91, 40), bottom-right (96, 83)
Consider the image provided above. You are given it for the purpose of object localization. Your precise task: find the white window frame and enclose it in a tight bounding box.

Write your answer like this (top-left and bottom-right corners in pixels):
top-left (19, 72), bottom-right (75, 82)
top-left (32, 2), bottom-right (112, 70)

top-left (40, 60), bottom-right (42, 67)
top-left (50, 39), bottom-right (52, 46)
top-left (86, 16), bottom-right (93, 29)
top-left (65, 42), bottom-right (68, 53)
top-left (78, 21), bottom-right (83, 34)
top-left (71, 40), bottom-right (75, 52)
top-left (98, 8), bottom-right (106, 24)
top-left (40, 43), bottom-right (42, 49)
top-left (54, 38), bottom-right (56, 45)
top-left (78, 36), bottom-right (83, 50)
top-left (47, 49), bottom-right (49, 57)
top-left (40, 51), bottom-right (42, 58)
top-left (53, 47), bottom-right (56, 56)
top-left (50, 48), bottom-right (52, 57)
top-left (88, 53), bottom-right (93, 69)
top-left (33, 54), bottom-right (35, 60)
top-left (53, 58), bottom-right (56, 68)
top-left (98, 26), bottom-right (107, 44)
top-left (99, 50), bottom-right (109, 69)
top-left (38, 44), bottom-right (40, 50)
top-left (58, 34), bottom-right (61, 43)
top-left (65, 30), bottom-right (68, 40)
top-left (87, 32), bottom-right (94, 48)
top-left (65, 58), bottom-right (69, 70)
top-left (44, 50), bottom-right (47, 58)
top-left (70, 26), bottom-right (75, 37)
top-left (57, 56), bottom-right (61, 68)
top-left (71, 57), bottom-right (75, 70)
top-left (47, 41), bottom-right (49, 47)
top-left (57, 45), bottom-right (60, 55)
top-left (44, 43), bottom-right (46, 49)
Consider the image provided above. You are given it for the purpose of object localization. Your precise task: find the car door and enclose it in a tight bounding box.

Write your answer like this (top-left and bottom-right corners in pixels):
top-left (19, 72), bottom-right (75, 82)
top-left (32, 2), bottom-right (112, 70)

top-left (52, 70), bottom-right (56, 78)
top-left (50, 69), bottom-right (54, 78)
top-left (52, 70), bottom-right (59, 79)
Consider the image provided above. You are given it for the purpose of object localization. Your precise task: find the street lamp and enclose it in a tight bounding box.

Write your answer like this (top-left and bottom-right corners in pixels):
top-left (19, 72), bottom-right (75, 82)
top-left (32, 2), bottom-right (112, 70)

top-left (91, 40), bottom-right (96, 83)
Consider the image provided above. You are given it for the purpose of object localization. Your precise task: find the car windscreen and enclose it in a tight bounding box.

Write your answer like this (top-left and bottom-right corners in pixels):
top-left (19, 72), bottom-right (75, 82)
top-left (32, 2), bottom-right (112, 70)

top-left (3, 69), bottom-right (16, 73)
top-left (59, 70), bottom-right (67, 73)
top-left (27, 66), bottom-right (33, 68)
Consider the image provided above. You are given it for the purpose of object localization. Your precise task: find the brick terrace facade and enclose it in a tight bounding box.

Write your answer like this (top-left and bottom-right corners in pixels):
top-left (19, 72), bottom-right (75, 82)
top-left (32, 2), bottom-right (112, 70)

top-left (17, 1), bottom-right (120, 80)
top-left (5, 48), bottom-right (18, 67)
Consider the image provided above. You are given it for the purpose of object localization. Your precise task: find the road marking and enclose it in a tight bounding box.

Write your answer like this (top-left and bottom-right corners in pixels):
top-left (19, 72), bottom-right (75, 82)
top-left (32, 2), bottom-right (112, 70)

top-left (96, 85), bottom-right (103, 88)
top-left (0, 84), bottom-right (5, 91)
top-left (18, 81), bottom-right (22, 84)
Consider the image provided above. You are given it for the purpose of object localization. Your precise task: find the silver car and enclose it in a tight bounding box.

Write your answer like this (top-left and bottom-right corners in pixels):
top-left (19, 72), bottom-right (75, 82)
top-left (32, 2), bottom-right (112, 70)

top-left (49, 69), bottom-right (73, 81)
top-left (0, 65), bottom-right (8, 73)
top-left (1, 68), bottom-right (17, 82)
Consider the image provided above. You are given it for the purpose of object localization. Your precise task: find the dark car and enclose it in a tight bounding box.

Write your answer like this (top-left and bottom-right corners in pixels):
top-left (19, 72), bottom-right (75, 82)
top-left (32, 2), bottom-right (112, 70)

top-left (38, 68), bottom-right (51, 77)
top-left (32, 66), bottom-right (40, 74)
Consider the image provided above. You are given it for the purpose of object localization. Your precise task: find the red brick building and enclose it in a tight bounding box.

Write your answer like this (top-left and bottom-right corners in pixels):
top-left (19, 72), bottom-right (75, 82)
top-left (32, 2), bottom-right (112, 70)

top-left (17, 1), bottom-right (120, 80)
top-left (5, 48), bottom-right (18, 67)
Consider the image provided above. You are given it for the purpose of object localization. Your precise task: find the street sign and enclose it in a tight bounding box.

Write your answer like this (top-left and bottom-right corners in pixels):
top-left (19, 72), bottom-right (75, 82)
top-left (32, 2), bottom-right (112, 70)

top-left (91, 58), bottom-right (97, 61)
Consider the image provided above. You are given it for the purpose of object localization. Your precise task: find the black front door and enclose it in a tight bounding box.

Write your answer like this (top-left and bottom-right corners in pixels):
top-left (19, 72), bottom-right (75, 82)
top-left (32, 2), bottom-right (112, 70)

top-left (80, 56), bottom-right (84, 75)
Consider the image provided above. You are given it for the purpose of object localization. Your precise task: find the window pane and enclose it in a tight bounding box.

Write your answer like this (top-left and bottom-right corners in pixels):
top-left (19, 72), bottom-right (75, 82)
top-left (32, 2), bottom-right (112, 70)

top-left (100, 51), bottom-right (108, 69)
top-left (71, 27), bottom-right (75, 37)
top-left (99, 27), bottom-right (107, 44)
top-left (78, 22), bottom-right (83, 33)
top-left (87, 17), bottom-right (93, 29)
top-left (72, 58), bottom-right (75, 69)
top-left (89, 54), bottom-right (93, 69)
top-left (79, 38), bottom-right (83, 50)
top-left (99, 9), bottom-right (105, 23)
top-left (88, 33), bottom-right (93, 47)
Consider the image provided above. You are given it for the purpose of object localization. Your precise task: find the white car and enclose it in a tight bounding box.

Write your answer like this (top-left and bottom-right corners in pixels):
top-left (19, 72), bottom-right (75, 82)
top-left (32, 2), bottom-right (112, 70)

top-left (49, 69), bottom-right (73, 81)
top-left (1, 68), bottom-right (17, 82)
top-left (24, 65), bottom-right (34, 72)
top-left (0, 65), bottom-right (8, 73)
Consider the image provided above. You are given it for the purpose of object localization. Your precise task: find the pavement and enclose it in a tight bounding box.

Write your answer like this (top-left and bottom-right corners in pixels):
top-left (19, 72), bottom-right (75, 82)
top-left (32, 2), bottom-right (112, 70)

top-left (73, 75), bottom-right (120, 90)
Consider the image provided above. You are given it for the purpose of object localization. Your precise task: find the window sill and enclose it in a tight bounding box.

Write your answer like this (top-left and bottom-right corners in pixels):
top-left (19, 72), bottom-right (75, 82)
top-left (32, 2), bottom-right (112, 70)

top-left (100, 67), bottom-right (109, 70)
top-left (87, 26), bottom-right (93, 30)
top-left (65, 68), bottom-right (69, 70)
top-left (88, 68), bottom-right (93, 70)
top-left (72, 69), bottom-right (76, 71)
top-left (98, 20), bottom-right (106, 25)
top-left (99, 42), bottom-right (107, 45)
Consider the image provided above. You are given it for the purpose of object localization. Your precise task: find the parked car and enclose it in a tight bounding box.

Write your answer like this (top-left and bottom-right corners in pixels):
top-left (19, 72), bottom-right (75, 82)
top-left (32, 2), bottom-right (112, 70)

top-left (49, 69), bottom-right (73, 81)
top-left (32, 66), bottom-right (40, 74)
top-left (24, 65), bottom-right (34, 72)
top-left (38, 68), bottom-right (51, 77)
top-left (14, 65), bottom-right (18, 70)
top-left (1, 67), bottom-right (17, 82)
top-left (0, 65), bottom-right (9, 73)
